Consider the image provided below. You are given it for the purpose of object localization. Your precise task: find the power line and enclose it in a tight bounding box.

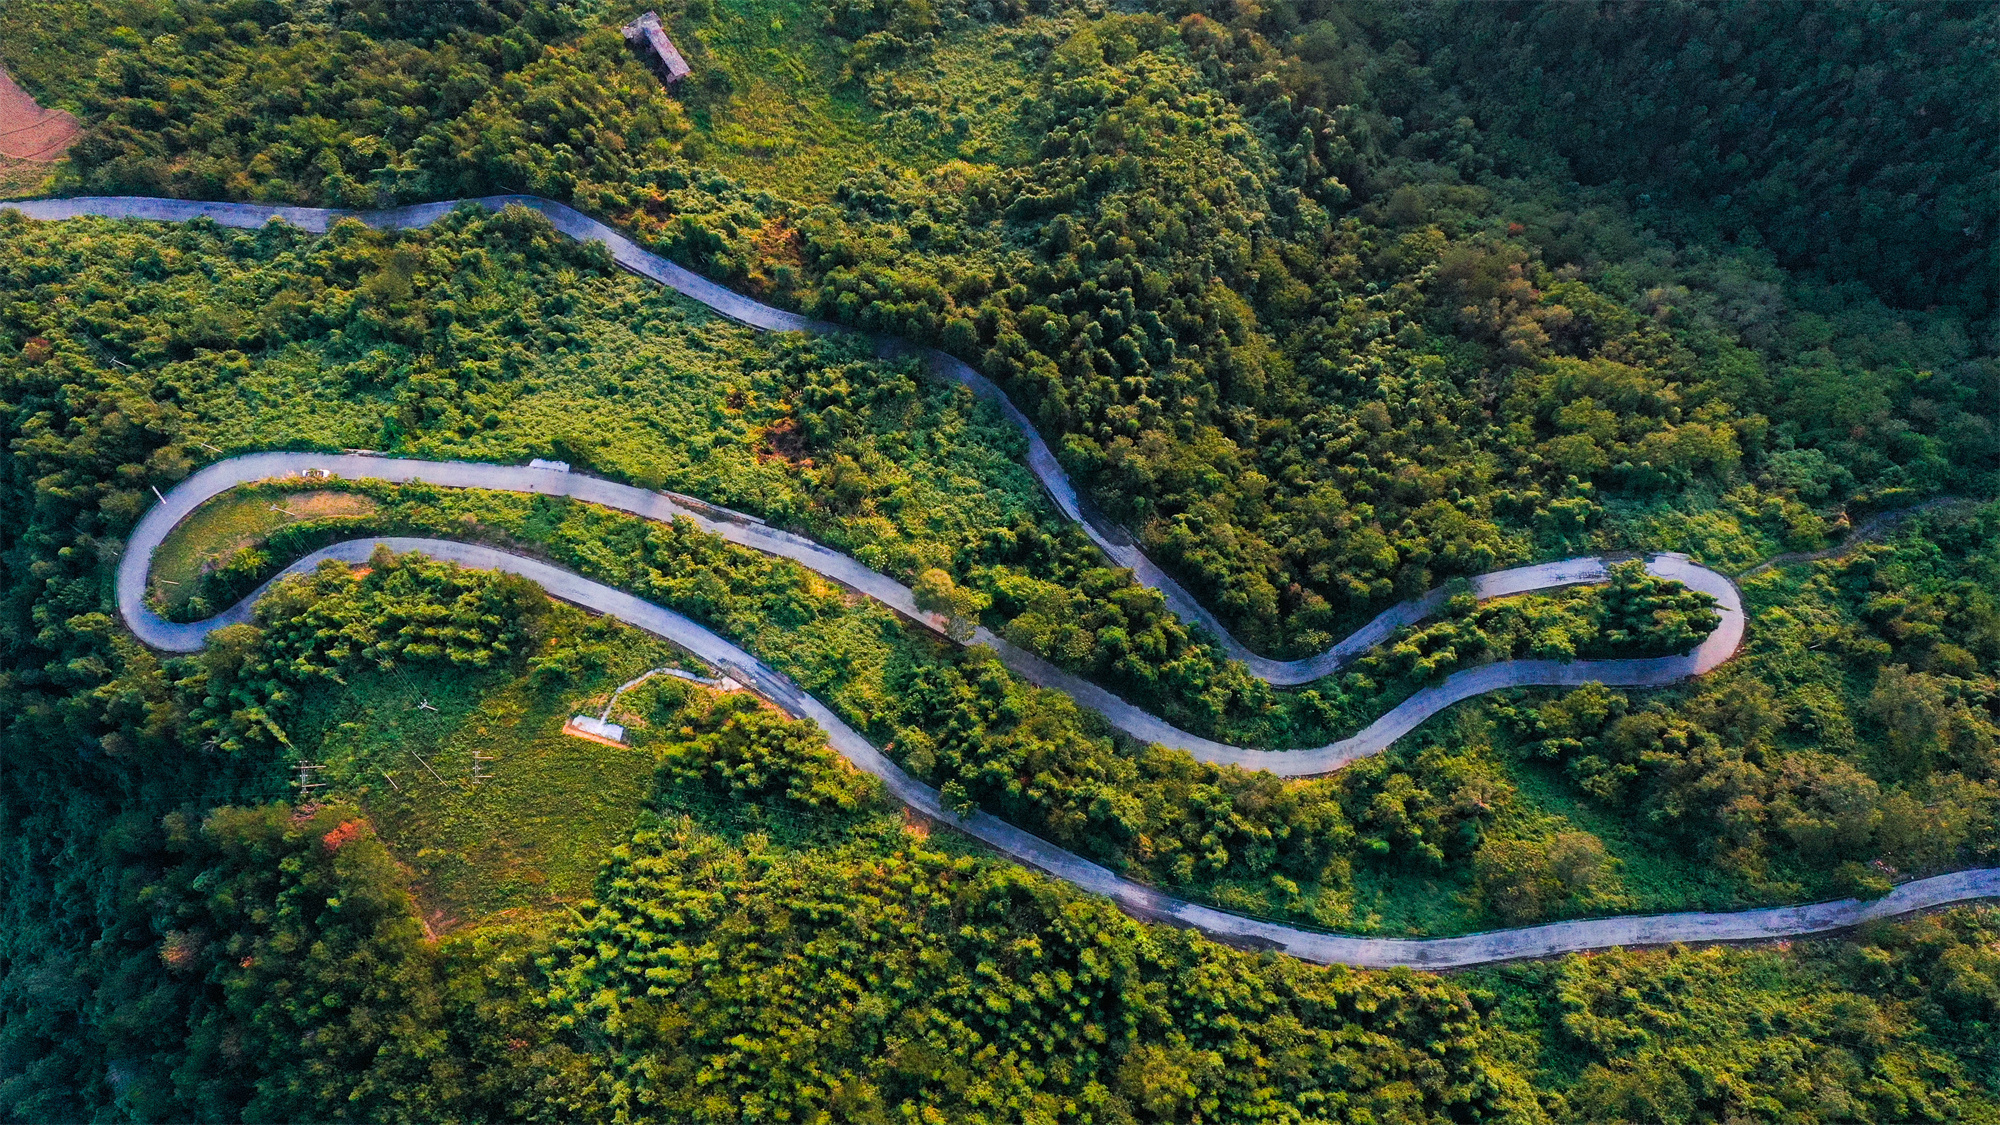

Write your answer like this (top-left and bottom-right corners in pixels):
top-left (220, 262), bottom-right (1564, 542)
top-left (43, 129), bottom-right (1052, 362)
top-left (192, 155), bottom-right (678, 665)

top-left (408, 749), bottom-right (446, 785)
top-left (291, 759), bottom-right (325, 798)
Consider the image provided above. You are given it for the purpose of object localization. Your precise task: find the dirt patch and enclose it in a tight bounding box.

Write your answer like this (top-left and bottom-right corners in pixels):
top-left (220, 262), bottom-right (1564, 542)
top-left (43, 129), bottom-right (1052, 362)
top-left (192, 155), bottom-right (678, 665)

top-left (201, 492), bottom-right (377, 564)
top-left (0, 66), bottom-right (79, 162)
top-left (752, 218), bottom-right (806, 270)
top-left (280, 491), bottom-right (381, 520)
top-left (755, 416), bottom-right (812, 466)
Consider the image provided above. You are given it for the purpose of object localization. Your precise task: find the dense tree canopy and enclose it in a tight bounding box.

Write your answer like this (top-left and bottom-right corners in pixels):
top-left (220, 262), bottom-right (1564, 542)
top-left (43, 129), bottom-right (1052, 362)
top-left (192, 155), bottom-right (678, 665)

top-left (1, 0), bottom-right (1996, 1120)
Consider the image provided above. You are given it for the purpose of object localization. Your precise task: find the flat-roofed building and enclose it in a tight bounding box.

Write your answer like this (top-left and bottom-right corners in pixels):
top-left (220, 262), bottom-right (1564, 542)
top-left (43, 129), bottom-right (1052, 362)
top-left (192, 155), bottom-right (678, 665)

top-left (622, 11), bottom-right (691, 84)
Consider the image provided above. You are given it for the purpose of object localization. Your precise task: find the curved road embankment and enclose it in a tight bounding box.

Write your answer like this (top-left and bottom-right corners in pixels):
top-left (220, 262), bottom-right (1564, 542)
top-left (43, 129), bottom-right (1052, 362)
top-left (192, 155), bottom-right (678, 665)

top-left (19, 195), bottom-right (1995, 964)
top-left (122, 452), bottom-right (1742, 776)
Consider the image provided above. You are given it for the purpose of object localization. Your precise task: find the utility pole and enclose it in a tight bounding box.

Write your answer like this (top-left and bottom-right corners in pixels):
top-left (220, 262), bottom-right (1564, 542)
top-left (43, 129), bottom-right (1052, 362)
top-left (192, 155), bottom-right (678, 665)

top-left (293, 760), bottom-right (326, 801)
top-left (470, 751), bottom-right (495, 785)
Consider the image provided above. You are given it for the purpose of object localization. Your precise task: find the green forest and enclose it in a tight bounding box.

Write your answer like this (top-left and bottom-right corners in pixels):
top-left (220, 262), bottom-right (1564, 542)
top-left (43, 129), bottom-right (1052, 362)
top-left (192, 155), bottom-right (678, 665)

top-left (1, 0), bottom-right (1995, 1121)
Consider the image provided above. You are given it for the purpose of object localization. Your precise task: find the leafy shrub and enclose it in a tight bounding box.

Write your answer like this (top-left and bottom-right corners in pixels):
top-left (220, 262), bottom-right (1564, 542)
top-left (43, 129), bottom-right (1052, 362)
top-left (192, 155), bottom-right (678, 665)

top-left (1471, 831), bottom-right (1625, 924)
top-left (1583, 559), bottom-right (1719, 657)
top-left (655, 693), bottom-right (880, 814)
top-left (177, 548), bottom-right (546, 754)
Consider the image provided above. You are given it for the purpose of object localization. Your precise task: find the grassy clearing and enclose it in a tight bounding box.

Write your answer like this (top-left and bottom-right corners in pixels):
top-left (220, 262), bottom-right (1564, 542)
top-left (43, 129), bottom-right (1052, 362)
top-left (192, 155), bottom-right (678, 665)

top-left (842, 20), bottom-right (1043, 171)
top-left (286, 582), bottom-right (945, 936)
top-left (677, 0), bottom-right (884, 200)
top-left (673, 0), bottom-right (1040, 200)
top-left (150, 489), bottom-right (379, 614)
top-left (293, 605), bottom-right (698, 932)
top-left (0, 152), bottom-right (56, 199)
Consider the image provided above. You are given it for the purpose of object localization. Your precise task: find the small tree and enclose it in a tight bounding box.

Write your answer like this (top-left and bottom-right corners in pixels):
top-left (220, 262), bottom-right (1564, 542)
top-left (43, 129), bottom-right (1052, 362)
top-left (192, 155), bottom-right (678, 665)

top-left (912, 568), bottom-right (989, 642)
top-left (1472, 832), bottom-right (1622, 924)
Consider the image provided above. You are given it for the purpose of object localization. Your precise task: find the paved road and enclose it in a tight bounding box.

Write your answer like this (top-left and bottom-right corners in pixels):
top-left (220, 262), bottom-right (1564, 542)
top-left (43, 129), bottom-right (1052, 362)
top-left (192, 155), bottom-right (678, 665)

top-left (1736, 497), bottom-right (1973, 579)
top-left (148, 533), bottom-right (2000, 969)
top-left (13, 193), bottom-right (1713, 688)
top-left (27, 195), bottom-right (1995, 964)
top-left (121, 452), bottom-right (1742, 776)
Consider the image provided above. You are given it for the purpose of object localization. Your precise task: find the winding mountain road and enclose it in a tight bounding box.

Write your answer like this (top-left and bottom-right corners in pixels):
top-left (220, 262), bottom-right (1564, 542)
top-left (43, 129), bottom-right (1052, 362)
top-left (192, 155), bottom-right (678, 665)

top-left (123, 450), bottom-right (1742, 776)
top-left (20, 194), bottom-right (1998, 967)
top-left (122, 530), bottom-right (2000, 970)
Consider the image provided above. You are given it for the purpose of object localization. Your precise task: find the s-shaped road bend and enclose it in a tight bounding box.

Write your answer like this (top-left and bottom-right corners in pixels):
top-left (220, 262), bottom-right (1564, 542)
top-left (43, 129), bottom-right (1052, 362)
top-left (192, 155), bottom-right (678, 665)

top-left (19, 194), bottom-right (1998, 969)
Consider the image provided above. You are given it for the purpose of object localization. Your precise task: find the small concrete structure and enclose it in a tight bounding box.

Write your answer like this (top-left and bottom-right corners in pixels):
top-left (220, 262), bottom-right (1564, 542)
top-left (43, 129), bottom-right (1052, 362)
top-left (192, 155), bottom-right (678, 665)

top-left (563, 665), bottom-right (744, 747)
top-left (623, 11), bottom-right (691, 85)
top-left (564, 714), bottom-right (627, 745)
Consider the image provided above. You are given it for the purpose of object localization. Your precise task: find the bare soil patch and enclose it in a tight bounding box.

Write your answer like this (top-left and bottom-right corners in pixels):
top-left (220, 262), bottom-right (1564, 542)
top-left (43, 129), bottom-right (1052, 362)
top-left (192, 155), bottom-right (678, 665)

top-left (755, 416), bottom-right (811, 466)
top-left (0, 66), bottom-right (78, 162)
top-left (149, 489), bottom-right (384, 614)
top-left (280, 491), bottom-right (382, 520)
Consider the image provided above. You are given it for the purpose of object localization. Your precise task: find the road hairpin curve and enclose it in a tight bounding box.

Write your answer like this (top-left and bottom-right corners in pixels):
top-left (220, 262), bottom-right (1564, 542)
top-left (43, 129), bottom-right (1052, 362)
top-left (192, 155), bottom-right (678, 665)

top-left (20, 195), bottom-right (1995, 968)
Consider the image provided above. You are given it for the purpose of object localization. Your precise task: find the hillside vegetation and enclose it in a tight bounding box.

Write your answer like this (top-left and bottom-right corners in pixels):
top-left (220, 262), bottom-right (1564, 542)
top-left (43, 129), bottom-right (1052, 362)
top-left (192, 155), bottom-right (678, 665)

top-left (1, 1), bottom-right (1996, 1121)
